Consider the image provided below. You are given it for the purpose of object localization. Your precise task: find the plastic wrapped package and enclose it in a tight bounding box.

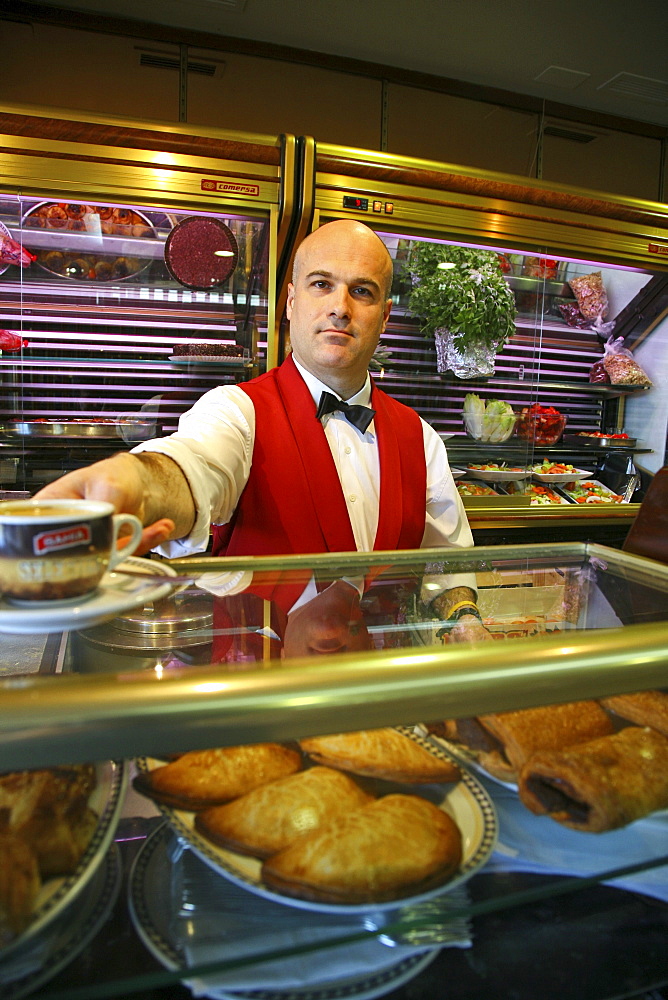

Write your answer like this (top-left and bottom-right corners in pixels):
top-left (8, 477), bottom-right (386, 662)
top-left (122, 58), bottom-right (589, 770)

top-left (601, 337), bottom-right (652, 387)
top-left (568, 271), bottom-right (609, 320)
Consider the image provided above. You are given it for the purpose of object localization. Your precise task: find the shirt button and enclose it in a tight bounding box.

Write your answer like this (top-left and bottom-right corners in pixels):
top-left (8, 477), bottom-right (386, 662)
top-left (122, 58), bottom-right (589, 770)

top-left (344, 446), bottom-right (352, 455)
top-left (349, 495), bottom-right (357, 503)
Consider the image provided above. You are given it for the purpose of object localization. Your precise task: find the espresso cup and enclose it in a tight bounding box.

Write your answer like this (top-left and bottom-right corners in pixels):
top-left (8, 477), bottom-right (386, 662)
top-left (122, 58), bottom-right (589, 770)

top-left (0, 499), bottom-right (143, 604)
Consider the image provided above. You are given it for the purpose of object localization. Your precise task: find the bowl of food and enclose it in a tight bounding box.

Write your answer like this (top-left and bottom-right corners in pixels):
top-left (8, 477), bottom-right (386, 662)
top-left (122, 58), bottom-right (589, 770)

top-left (462, 394), bottom-right (517, 443)
top-left (516, 404), bottom-right (566, 446)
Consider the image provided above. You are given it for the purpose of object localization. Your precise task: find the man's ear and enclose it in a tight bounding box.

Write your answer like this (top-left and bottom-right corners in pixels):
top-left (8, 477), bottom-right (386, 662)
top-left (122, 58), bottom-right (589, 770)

top-left (286, 283), bottom-right (295, 320)
top-left (381, 297), bottom-right (392, 332)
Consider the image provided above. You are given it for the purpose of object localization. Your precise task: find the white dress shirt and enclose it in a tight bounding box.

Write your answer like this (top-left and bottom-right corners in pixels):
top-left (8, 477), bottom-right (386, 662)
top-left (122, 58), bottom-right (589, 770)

top-left (132, 360), bottom-right (474, 586)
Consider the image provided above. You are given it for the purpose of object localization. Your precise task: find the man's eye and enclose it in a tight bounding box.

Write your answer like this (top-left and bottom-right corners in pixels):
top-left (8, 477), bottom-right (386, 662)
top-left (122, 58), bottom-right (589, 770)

top-left (312, 279), bottom-right (330, 289)
top-left (353, 286), bottom-right (372, 297)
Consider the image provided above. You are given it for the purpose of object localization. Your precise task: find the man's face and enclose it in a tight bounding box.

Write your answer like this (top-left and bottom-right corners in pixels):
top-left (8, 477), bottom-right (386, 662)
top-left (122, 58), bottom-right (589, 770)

top-left (286, 221), bottom-right (392, 393)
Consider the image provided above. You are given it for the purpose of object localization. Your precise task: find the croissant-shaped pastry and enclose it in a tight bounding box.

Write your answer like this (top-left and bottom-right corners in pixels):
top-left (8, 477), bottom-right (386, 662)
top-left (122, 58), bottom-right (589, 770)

top-left (299, 728), bottom-right (460, 784)
top-left (195, 766), bottom-right (373, 858)
top-left (262, 794), bottom-right (462, 903)
top-left (133, 743), bottom-right (302, 810)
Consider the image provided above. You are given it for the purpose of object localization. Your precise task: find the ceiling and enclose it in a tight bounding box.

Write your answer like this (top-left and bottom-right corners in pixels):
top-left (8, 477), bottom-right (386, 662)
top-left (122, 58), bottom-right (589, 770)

top-left (11, 0), bottom-right (668, 129)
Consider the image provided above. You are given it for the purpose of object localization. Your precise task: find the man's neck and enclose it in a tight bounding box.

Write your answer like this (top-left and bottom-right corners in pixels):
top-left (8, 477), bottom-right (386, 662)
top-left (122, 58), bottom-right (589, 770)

top-left (291, 356), bottom-right (369, 401)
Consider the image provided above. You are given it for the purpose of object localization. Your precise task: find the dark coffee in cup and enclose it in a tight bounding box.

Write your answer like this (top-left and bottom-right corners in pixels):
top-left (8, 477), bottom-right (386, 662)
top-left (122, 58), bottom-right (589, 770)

top-left (0, 499), bottom-right (142, 604)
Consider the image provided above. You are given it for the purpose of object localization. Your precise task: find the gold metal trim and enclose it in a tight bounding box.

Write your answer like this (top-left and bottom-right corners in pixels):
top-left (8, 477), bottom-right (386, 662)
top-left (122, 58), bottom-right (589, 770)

top-left (1, 622), bottom-right (666, 771)
top-left (315, 142), bottom-right (668, 219)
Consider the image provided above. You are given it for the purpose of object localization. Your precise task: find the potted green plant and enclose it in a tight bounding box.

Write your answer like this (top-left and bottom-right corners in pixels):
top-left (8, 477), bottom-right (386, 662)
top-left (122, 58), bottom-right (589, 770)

top-left (404, 241), bottom-right (517, 377)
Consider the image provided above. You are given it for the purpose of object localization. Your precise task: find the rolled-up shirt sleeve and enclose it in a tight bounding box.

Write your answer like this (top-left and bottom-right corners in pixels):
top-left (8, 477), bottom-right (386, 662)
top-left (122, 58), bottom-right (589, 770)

top-left (420, 419), bottom-right (478, 601)
top-left (132, 384), bottom-right (254, 557)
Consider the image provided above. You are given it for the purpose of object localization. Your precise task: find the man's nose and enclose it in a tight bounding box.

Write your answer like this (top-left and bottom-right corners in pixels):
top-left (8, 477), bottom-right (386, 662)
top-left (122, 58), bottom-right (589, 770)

top-left (328, 285), bottom-right (351, 318)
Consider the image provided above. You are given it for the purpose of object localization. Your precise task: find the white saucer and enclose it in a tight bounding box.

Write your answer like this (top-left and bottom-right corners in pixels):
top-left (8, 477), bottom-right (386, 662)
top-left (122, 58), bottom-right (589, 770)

top-left (0, 557), bottom-right (177, 634)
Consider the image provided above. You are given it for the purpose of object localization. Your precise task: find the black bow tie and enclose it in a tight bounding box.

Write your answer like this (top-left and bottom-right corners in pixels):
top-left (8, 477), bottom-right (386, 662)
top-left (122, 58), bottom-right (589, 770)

top-left (316, 391), bottom-right (375, 434)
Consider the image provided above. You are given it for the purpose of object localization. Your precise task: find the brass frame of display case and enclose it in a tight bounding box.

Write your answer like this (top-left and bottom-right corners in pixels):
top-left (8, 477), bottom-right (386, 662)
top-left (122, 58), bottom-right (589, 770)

top-left (312, 142), bottom-right (668, 270)
top-left (1, 542), bottom-right (668, 772)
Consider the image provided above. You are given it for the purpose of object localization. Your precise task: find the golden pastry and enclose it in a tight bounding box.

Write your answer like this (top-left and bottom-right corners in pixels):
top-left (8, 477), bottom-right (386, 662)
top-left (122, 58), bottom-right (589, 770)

top-left (195, 766), bottom-right (373, 858)
top-left (477, 701), bottom-right (613, 777)
top-left (262, 794), bottom-right (462, 903)
top-left (299, 728), bottom-right (460, 783)
top-left (0, 833), bottom-right (40, 939)
top-left (601, 690), bottom-right (668, 737)
top-left (518, 726), bottom-right (668, 832)
top-left (0, 765), bottom-right (98, 877)
top-left (132, 743), bottom-right (302, 810)
top-left (434, 701), bottom-right (613, 782)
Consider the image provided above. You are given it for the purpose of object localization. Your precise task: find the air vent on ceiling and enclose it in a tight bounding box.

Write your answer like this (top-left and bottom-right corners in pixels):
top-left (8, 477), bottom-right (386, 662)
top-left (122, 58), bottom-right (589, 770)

top-left (140, 53), bottom-right (218, 76)
top-left (598, 72), bottom-right (668, 104)
top-left (543, 126), bottom-right (598, 144)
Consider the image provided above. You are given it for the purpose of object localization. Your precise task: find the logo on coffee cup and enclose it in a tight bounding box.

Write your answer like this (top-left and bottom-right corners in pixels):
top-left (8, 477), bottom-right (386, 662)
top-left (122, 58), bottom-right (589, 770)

top-left (33, 524), bottom-right (92, 555)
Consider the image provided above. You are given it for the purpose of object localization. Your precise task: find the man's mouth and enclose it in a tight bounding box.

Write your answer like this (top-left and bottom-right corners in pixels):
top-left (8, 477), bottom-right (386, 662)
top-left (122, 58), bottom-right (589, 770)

top-left (320, 328), bottom-right (354, 339)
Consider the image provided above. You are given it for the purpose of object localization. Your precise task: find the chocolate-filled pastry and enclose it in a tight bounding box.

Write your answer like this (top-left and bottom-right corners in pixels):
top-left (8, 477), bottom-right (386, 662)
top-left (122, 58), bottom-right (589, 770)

top-left (262, 794), bottom-right (462, 904)
top-left (518, 726), bottom-right (668, 832)
top-left (133, 743), bottom-right (302, 810)
top-left (195, 766), bottom-right (373, 859)
top-left (299, 728), bottom-right (460, 784)
top-left (600, 690), bottom-right (668, 737)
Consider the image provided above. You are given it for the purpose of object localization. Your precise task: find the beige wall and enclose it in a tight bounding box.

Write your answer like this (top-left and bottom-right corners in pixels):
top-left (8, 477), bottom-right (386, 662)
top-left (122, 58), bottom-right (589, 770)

top-left (386, 84), bottom-right (539, 177)
top-left (0, 19), bottom-right (663, 201)
top-left (186, 49), bottom-right (382, 149)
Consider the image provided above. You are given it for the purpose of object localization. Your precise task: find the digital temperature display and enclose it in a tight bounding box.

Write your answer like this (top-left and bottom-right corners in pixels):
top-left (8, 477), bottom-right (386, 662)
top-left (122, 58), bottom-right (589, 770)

top-left (343, 196), bottom-right (369, 211)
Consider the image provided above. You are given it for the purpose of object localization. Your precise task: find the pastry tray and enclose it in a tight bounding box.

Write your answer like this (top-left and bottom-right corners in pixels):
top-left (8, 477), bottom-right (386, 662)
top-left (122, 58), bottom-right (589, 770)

top-left (0, 420), bottom-right (154, 439)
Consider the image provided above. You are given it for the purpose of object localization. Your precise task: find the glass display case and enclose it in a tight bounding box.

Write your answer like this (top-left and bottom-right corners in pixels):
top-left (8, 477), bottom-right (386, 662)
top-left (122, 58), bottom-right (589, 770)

top-left (305, 140), bottom-right (668, 545)
top-left (0, 542), bottom-right (667, 999)
top-left (0, 105), bottom-right (294, 495)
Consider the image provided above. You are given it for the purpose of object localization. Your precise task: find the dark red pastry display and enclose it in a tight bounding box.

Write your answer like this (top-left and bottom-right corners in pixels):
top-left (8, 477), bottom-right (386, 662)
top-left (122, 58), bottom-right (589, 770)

top-left (164, 217), bottom-right (238, 291)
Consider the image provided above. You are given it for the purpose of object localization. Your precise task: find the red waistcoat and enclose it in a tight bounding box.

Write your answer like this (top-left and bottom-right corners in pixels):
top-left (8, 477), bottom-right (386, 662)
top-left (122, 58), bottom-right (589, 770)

top-left (211, 355), bottom-right (427, 558)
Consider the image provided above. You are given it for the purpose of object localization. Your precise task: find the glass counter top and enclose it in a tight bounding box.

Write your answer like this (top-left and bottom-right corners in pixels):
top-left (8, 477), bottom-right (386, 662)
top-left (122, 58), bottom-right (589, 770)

top-left (1, 540), bottom-right (667, 1000)
top-left (1, 541), bottom-right (667, 770)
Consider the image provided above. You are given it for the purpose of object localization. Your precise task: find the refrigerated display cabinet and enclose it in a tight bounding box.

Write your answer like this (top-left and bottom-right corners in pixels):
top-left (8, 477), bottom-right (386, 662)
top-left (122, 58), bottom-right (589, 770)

top-left (297, 139), bottom-right (668, 546)
top-left (0, 103), bottom-right (298, 493)
top-left (0, 541), bottom-right (667, 1000)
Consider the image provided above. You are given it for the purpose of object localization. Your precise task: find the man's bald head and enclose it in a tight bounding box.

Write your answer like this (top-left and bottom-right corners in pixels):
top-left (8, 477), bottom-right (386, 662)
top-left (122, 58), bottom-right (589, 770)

top-left (292, 220), bottom-right (394, 300)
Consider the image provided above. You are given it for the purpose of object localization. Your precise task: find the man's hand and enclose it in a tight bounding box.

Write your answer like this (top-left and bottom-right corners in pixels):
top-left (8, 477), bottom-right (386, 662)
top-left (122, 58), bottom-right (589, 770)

top-left (33, 452), bottom-right (190, 556)
top-left (446, 614), bottom-right (494, 643)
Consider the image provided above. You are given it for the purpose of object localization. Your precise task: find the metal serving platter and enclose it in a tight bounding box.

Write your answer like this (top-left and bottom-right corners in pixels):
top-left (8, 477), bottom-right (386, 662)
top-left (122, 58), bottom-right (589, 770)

top-left (0, 420), bottom-right (154, 440)
top-left (563, 433), bottom-right (637, 449)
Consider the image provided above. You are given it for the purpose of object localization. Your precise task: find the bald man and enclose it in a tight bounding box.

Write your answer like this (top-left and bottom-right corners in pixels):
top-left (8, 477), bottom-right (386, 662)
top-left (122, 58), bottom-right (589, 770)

top-left (36, 221), bottom-right (484, 634)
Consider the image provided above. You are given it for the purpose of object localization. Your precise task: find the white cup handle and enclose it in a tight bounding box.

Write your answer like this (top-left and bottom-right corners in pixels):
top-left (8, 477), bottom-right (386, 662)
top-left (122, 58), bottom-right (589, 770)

top-left (108, 513), bottom-right (144, 571)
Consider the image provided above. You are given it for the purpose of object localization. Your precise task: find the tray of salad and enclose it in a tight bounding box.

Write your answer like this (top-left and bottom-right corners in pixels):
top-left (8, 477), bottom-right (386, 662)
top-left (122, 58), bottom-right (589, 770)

top-left (531, 461), bottom-right (593, 483)
top-left (559, 480), bottom-right (626, 504)
top-left (456, 481), bottom-right (503, 498)
top-left (505, 482), bottom-right (571, 505)
top-left (466, 463), bottom-right (530, 482)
